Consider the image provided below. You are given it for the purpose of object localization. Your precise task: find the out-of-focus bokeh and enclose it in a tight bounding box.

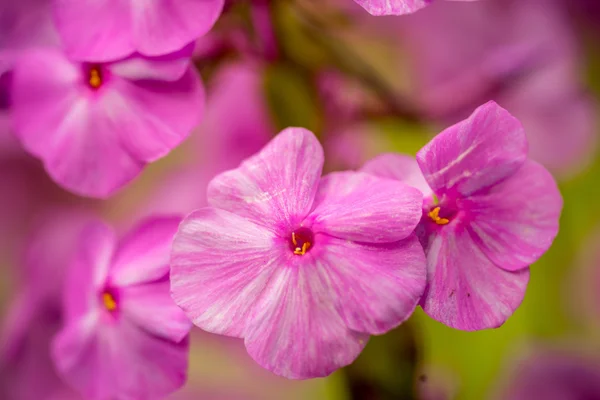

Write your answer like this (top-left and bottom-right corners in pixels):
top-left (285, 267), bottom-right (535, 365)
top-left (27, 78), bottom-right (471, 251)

top-left (1, 0), bottom-right (600, 398)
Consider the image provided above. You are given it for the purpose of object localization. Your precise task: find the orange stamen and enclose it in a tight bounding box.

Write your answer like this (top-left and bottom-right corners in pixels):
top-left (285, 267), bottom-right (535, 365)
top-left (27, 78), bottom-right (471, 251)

top-left (428, 207), bottom-right (449, 225)
top-left (89, 67), bottom-right (102, 88)
top-left (102, 292), bottom-right (117, 311)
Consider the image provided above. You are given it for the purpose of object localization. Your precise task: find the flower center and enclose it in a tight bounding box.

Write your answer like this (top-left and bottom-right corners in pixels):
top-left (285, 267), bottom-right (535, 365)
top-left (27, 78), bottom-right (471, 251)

top-left (428, 206), bottom-right (450, 225)
top-left (102, 291), bottom-right (117, 311)
top-left (87, 65), bottom-right (103, 89)
top-left (290, 227), bottom-right (314, 256)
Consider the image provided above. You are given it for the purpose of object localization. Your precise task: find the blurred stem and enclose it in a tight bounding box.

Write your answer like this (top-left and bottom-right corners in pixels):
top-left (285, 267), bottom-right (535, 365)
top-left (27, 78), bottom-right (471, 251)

top-left (288, 0), bottom-right (422, 122)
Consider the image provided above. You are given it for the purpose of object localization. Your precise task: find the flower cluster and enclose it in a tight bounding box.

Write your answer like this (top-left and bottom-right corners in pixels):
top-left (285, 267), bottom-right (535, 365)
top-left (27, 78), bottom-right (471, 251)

top-left (170, 101), bottom-right (562, 379)
top-left (0, 0), bottom-right (576, 398)
top-left (3, 0), bottom-right (223, 197)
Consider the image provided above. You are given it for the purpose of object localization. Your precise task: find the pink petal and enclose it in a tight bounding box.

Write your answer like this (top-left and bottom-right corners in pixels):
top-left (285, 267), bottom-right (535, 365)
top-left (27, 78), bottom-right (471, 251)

top-left (22, 208), bottom-right (98, 302)
top-left (360, 153), bottom-right (433, 197)
top-left (11, 49), bottom-right (143, 197)
top-left (310, 171), bottom-right (423, 243)
top-left (322, 234), bottom-right (427, 334)
top-left (120, 280), bottom-right (192, 342)
top-left (52, 316), bottom-right (188, 399)
top-left (103, 67), bottom-right (204, 163)
top-left (63, 221), bottom-right (116, 321)
top-left (53, 0), bottom-right (224, 61)
top-left (131, 0), bottom-right (225, 58)
top-left (498, 350), bottom-right (600, 400)
top-left (420, 225), bottom-right (530, 331)
top-left (504, 63), bottom-right (597, 177)
top-left (0, 291), bottom-right (37, 362)
top-left (53, 0), bottom-right (133, 62)
top-left (207, 127), bottom-right (324, 232)
top-left (195, 62), bottom-right (274, 174)
top-left (108, 43), bottom-right (195, 81)
top-left (170, 208), bottom-right (279, 338)
top-left (244, 257), bottom-right (369, 379)
top-left (110, 216), bottom-right (182, 287)
top-left (417, 101), bottom-right (528, 197)
top-left (353, 0), bottom-right (432, 16)
top-left (0, 0), bottom-right (60, 59)
top-left (11, 49), bottom-right (202, 198)
top-left (464, 160), bottom-right (562, 271)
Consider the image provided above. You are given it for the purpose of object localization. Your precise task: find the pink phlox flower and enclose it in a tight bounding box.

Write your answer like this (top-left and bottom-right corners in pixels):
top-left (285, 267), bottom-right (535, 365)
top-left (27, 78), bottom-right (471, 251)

top-left (51, 216), bottom-right (192, 400)
top-left (401, 0), bottom-right (597, 176)
top-left (10, 46), bottom-right (204, 198)
top-left (362, 101), bottom-right (562, 331)
top-left (494, 348), bottom-right (600, 400)
top-left (170, 127), bottom-right (427, 379)
top-left (0, 209), bottom-right (97, 400)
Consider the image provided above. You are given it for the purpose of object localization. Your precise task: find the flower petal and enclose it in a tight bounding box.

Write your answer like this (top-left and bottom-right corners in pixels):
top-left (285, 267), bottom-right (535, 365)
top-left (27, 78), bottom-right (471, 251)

top-left (64, 221), bottom-right (116, 321)
top-left (207, 127), bottom-right (324, 231)
top-left (120, 279), bottom-right (192, 343)
top-left (110, 216), bottom-right (182, 287)
top-left (360, 153), bottom-right (433, 197)
top-left (464, 160), bottom-right (562, 271)
top-left (53, 0), bottom-right (133, 62)
top-left (52, 315), bottom-right (188, 399)
top-left (322, 234), bottom-right (427, 334)
top-left (497, 350), bottom-right (600, 400)
top-left (170, 208), bottom-right (279, 338)
top-left (131, 0), bottom-right (225, 58)
top-left (108, 43), bottom-right (195, 82)
top-left (353, 0), bottom-right (431, 16)
top-left (420, 225), bottom-right (530, 331)
top-left (11, 49), bottom-right (144, 197)
top-left (244, 257), bottom-right (369, 379)
top-left (310, 171), bottom-right (423, 243)
top-left (102, 67), bottom-right (204, 163)
top-left (417, 101), bottom-right (528, 197)
top-left (54, 0), bottom-right (224, 61)
top-left (22, 208), bottom-right (98, 302)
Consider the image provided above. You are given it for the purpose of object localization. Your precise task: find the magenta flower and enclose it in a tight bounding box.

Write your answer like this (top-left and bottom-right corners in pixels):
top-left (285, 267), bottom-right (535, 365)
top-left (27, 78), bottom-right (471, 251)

top-left (494, 349), bottom-right (600, 400)
top-left (362, 101), bottom-right (562, 331)
top-left (0, 209), bottom-right (96, 400)
top-left (10, 47), bottom-right (204, 198)
top-left (170, 127), bottom-right (427, 379)
top-left (354, 0), bottom-right (477, 16)
top-left (52, 217), bottom-right (192, 399)
top-left (53, 0), bottom-right (225, 62)
top-left (401, 0), bottom-right (596, 176)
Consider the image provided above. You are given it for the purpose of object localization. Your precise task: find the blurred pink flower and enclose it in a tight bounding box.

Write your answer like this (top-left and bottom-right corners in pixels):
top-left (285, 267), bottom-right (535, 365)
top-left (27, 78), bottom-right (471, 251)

top-left (196, 62), bottom-right (274, 173)
top-left (52, 217), bottom-right (192, 399)
top-left (10, 47), bottom-right (204, 198)
top-left (130, 61), bottom-right (274, 226)
top-left (0, 209), bottom-right (97, 400)
top-left (362, 102), bottom-right (562, 330)
top-left (402, 0), bottom-right (597, 176)
top-left (53, 0), bottom-right (224, 61)
top-left (354, 0), bottom-right (477, 16)
top-left (494, 349), bottom-right (600, 400)
top-left (170, 127), bottom-right (426, 378)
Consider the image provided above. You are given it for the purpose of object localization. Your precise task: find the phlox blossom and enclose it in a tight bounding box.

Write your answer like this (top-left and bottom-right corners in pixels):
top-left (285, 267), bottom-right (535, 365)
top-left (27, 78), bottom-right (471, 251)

top-left (170, 127), bottom-right (427, 379)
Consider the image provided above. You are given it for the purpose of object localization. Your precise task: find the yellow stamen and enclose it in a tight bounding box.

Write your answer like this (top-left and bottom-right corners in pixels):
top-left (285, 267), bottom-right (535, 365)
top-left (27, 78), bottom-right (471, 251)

top-left (102, 292), bottom-right (117, 311)
top-left (292, 232), bottom-right (311, 255)
top-left (89, 68), bottom-right (102, 88)
top-left (428, 207), bottom-right (449, 225)
top-left (294, 242), bottom-right (310, 255)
